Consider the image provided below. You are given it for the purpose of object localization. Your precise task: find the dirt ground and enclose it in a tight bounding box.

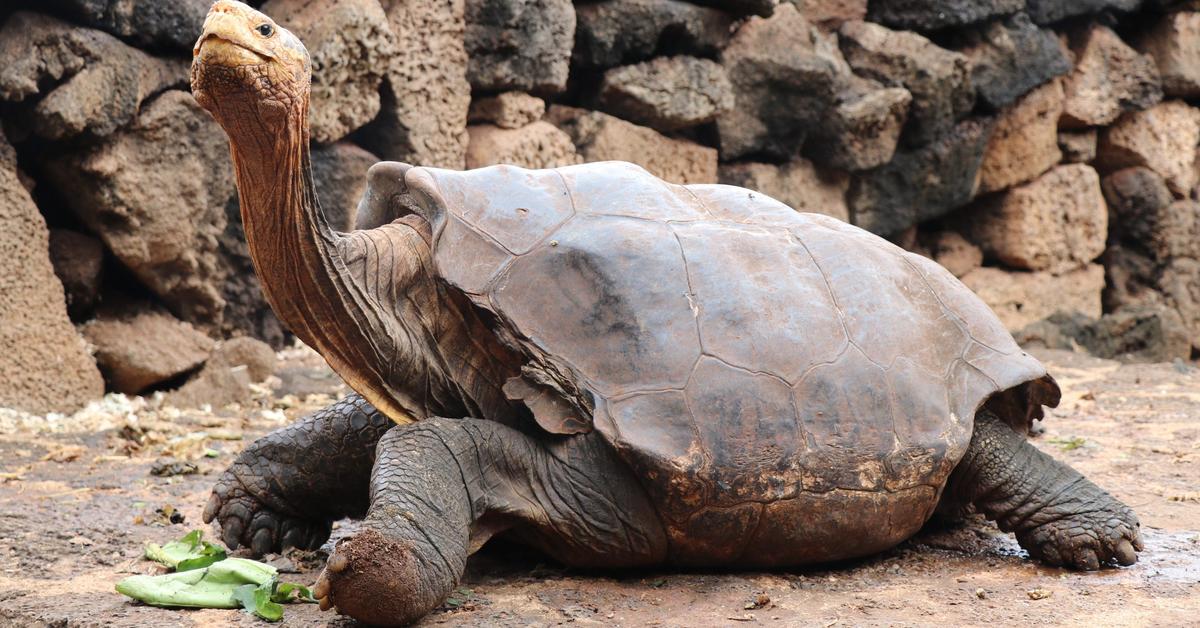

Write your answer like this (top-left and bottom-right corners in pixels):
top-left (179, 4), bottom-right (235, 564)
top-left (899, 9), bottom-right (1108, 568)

top-left (0, 347), bottom-right (1196, 627)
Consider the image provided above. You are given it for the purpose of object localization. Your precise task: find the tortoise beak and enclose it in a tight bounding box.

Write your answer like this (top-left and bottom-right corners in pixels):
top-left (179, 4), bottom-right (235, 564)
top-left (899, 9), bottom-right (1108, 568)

top-left (193, 0), bottom-right (274, 65)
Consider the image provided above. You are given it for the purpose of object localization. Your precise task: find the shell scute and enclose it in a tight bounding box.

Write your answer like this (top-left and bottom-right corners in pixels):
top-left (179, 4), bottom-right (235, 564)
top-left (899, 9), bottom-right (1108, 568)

top-left (491, 214), bottom-right (702, 396)
top-left (672, 221), bottom-right (847, 383)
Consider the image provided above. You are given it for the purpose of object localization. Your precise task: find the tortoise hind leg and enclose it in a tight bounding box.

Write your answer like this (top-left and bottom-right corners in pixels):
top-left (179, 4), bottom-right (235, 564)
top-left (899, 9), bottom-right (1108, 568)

top-left (203, 393), bottom-right (393, 554)
top-left (313, 418), bottom-right (666, 626)
top-left (944, 410), bottom-right (1143, 570)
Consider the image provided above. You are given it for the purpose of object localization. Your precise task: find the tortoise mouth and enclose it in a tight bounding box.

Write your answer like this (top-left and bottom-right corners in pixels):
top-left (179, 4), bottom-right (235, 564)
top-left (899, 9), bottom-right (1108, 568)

top-left (194, 34), bottom-right (271, 67)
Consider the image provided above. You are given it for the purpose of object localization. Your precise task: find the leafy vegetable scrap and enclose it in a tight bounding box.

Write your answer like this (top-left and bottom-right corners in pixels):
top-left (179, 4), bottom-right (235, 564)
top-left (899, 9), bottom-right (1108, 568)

top-left (116, 530), bottom-right (315, 621)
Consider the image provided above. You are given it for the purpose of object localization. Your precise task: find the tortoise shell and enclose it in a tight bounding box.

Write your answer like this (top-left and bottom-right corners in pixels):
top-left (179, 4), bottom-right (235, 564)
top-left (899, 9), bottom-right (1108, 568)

top-left (400, 161), bottom-right (1058, 564)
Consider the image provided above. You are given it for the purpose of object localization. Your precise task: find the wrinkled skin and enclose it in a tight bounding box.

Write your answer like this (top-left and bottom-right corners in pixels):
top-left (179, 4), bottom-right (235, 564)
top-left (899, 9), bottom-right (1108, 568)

top-left (192, 2), bottom-right (1142, 626)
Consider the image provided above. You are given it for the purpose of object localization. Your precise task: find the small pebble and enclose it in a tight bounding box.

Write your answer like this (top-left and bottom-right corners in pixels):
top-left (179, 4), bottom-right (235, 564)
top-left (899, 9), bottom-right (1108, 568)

top-left (1027, 588), bottom-right (1052, 600)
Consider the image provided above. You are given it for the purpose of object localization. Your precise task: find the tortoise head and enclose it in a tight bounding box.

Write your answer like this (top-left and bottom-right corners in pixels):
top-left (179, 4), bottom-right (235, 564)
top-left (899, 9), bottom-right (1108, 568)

top-left (191, 0), bottom-right (311, 135)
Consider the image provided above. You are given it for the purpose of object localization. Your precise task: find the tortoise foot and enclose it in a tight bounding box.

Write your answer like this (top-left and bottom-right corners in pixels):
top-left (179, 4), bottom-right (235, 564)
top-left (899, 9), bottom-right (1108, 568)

top-left (313, 527), bottom-right (433, 626)
top-left (1017, 503), bottom-right (1144, 570)
top-left (203, 464), bottom-right (331, 555)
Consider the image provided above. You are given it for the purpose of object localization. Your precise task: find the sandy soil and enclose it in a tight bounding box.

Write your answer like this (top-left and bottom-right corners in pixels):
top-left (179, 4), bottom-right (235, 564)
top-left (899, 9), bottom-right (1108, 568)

top-left (0, 348), bottom-right (1196, 627)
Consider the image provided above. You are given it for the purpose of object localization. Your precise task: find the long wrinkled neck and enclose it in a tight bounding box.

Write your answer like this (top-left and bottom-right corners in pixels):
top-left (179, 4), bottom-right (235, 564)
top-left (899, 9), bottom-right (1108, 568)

top-left (226, 103), bottom-right (524, 426)
top-left (230, 109), bottom-right (340, 350)
top-left (228, 107), bottom-right (414, 420)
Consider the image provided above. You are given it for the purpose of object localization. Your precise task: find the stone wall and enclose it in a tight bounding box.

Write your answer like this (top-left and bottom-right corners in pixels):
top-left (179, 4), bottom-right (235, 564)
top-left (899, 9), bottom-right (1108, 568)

top-left (1, 0), bottom-right (1198, 413)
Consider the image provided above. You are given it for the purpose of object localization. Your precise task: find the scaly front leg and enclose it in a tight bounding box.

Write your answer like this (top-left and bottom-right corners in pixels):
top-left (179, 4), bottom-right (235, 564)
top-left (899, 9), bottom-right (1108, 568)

top-left (203, 393), bottom-right (393, 554)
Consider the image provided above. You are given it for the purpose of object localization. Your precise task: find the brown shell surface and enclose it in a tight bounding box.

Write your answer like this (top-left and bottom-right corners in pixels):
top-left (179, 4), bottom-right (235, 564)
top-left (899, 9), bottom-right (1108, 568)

top-left (401, 162), bottom-right (1053, 559)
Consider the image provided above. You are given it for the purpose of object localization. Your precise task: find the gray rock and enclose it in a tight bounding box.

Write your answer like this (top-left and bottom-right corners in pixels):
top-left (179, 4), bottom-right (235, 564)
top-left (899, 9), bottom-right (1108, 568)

top-left (956, 12), bottom-right (1072, 110)
top-left (848, 117), bottom-right (993, 235)
top-left (600, 56), bottom-right (734, 131)
top-left (839, 20), bottom-right (974, 147)
top-left (1026, 0), bottom-right (1143, 25)
top-left (807, 75), bottom-right (911, 171)
top-left (573, 0), bottom-right (732, 70)
top-left (718, 5), bottom-right (842, 159)
top-left (465, 0), bottom-right (575, 93)
top-left (0, 12), bottom-right (186, 140)
top-left (1015, 306), bottom-right (1192, 362)
top-left (43, 0), bottom-right (209, 51)
top-left (689, 0), bottom-right (778, 17)
top-left (866, 0), bottom-right (1023, 31)
top-left (1102, 167), bottom-right (1173, 254)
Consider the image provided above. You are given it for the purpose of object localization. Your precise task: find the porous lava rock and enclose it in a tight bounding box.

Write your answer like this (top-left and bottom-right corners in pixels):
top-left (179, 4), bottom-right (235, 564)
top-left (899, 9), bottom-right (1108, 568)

top-left (357, 0), bottom-right (470, 169)
top-left (1137, 11), bottom-right (1200, 98)
top-left (466, 122), bottom-right (580, 169)
top-left (806, 75), bottom-right (911, 171)
top-left (1026, 0), bottom-right (1144, 25)
top-left (261, 0), bottom-right (395, 144)
top-left (167, 336), bottom-right (277, 409)
top-left (926, 231), bottom-right (984, 278)
top-left (960, 164), bottom-right (1108, 274)
top-left (839, 19), bottom-right (974, 147)
top-left (867, 0), bottom-right (1023, 31)
top-left (465, 0), bottom-right (575, 93)
top-left (848, 117), bottom-right (993, 235)
top-left (792, 0), bottom-right (867, 27)
top-left (42, 0), bottom-right (210, 51)
top-left (311, 142), bottom-right (380, 232)
top-left (1096, 100), bottom-right (1200, 197)
top-left (718, 5), bottom-right (842, 159)
top-left (1058, 130), bottom-right (1098, 163)
top-left (689, 0), bottom-right (777, 17)
top-left (469, 92), bottom-right (545, 129)
top-left (41, 91), bottom-right (235, 329)
top-left (961, 264), bottom-right (1106, 331)
top-left (572, 0), bottom-right (732, 69)
top-left (47, 229), bottom-right (104, 321)
top-left (957, 12), bottom-right (1072, 110)
top-left (0, 129), bottom-right (103, 414)
top-left (599, 56), bottom-right (734, 131)
top-left (977, 79), bottom-right (1064, 194)
top-left (1060, 24), bottom-right (1162, 128)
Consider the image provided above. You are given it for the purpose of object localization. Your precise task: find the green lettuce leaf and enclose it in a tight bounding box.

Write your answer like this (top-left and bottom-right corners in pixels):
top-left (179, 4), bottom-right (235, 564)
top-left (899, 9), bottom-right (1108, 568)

top-left (143, 529), bottom-right (227, 571)
top-left (116, 557), bottom-right (277, 610)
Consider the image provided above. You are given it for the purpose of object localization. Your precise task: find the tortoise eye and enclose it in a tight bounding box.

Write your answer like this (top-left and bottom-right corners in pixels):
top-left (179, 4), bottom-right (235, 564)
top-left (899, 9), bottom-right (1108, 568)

top-left (256, 23), bottom-right (274, 37)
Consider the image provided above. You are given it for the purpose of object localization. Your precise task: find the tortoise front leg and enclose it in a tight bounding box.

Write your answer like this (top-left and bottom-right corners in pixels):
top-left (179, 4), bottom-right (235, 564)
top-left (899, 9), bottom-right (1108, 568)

top-left (203, 393), bottom-right (393, 554)
top-left (312, 418), bottom-right (666, 626)
top-left (945, 410), bottom-right (1143, 570)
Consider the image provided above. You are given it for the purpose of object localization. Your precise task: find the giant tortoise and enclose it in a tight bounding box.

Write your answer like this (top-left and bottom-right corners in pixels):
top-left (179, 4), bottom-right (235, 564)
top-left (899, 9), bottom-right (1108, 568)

top-left (190, 2), bottom-right (1142, 625)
